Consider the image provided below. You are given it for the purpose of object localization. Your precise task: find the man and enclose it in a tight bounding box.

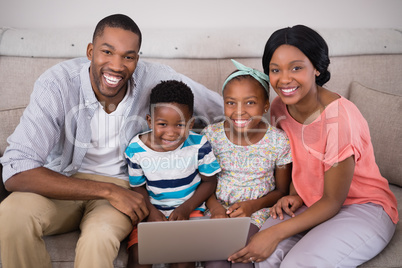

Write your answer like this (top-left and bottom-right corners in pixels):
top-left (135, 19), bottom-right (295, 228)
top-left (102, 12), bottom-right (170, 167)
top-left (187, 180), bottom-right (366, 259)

top-left (0, 14), bottom-right (222, 268)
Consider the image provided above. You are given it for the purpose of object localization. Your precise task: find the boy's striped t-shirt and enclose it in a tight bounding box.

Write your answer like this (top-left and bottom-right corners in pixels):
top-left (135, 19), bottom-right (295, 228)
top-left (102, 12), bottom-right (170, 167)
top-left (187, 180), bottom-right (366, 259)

top-left (125, 131), bottom-right (221, 216)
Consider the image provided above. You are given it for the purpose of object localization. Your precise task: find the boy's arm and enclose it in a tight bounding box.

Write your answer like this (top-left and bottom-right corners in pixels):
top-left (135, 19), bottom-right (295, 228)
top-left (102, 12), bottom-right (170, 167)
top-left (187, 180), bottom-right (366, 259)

top-left (132, 185), bottom-right (167, 222)
top-left (227, 163), bottom-right (292, 218)
top-left (206, 193), bottom-right (228, 218)
top-left (168, 174), bottom-right (217, 221)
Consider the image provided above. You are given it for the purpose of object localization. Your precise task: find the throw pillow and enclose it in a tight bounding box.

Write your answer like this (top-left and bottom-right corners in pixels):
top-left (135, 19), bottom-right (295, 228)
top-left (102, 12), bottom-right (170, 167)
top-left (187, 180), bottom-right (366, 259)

top-left (349, 81), bottom-right (402, 187)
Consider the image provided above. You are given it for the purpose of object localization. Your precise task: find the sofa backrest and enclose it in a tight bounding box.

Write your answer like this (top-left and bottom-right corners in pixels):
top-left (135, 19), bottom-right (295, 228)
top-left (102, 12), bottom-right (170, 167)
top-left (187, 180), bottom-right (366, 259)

top-left (1, 27), bottom-right (401, 187)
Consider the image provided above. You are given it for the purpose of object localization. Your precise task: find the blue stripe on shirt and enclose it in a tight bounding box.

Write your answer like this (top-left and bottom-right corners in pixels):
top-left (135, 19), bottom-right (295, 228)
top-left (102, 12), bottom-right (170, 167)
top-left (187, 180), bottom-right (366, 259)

top-left (149, 181), bottom-right (200, 200)
top-left (154, 204), bottom-right (205, 212)
top-left (182, 133), bottom-right (203, 148)
top-left (147, 170), bottom-right (198, 188)
top-left (198, 142), bottom-right (212, 161)
top-left (129, 175), bottom-right (146, 186)
top-left (199, 160), bottom-right (220, 175)
top-left (125, 157), bottom-right (141, 169)
top-left (125, 142), bottom-right (146, 157)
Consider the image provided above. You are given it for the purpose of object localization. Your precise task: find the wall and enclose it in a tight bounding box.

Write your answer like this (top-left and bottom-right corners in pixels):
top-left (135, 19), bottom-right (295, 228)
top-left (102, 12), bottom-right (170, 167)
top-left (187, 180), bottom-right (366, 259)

top-left (1, 0), bottom-right (402, 30)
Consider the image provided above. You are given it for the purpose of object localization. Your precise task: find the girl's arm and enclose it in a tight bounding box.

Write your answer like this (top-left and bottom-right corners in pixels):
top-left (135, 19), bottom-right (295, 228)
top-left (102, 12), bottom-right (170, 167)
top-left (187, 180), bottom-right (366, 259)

top-left (228, 156), bottom-right (355, 263)
top-left (168, 174), bottom-right (217, 221)
top-left (227, 163), bottom-right (292, 218)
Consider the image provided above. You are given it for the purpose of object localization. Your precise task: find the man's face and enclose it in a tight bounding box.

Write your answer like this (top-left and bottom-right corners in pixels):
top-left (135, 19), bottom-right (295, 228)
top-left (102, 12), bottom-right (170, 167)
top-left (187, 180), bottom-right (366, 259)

top-left (86, 26), bottom-right (140, 108)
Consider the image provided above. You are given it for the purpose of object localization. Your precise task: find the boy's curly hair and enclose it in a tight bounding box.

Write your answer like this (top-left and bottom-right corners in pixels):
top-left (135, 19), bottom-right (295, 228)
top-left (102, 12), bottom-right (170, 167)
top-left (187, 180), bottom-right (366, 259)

top-left (150, 80), bottom-right (194, 114)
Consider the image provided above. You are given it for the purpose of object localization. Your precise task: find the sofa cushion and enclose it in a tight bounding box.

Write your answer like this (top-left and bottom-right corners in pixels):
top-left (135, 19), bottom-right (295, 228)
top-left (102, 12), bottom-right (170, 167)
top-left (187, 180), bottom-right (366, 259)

top-left (0, 107), bottom-right (25, 155)
top-left (349, 82), bottom-right (402, 187)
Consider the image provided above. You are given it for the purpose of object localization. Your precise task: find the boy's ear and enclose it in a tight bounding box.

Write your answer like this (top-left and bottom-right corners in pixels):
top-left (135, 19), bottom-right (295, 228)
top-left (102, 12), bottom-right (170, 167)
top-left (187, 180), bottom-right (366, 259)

top-left (188, 117), bottom-right (195, 130)
top-left (146, 114), bottom-right (152, 129)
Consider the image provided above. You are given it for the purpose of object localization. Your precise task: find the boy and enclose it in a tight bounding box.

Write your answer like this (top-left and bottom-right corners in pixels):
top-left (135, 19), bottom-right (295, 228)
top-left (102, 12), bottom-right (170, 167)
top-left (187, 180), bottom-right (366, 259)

top-left (124, 80), bottom-right (221, 268)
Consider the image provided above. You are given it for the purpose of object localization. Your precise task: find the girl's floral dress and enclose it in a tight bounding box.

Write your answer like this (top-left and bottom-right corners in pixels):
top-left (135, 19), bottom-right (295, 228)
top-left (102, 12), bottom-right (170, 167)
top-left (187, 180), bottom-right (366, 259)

top-left (201, 121), bottom-right (292, 228)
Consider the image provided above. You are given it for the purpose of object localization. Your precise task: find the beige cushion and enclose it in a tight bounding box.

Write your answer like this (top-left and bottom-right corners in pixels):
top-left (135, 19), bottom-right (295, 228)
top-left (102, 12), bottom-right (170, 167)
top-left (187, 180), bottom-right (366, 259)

top-left (349, 82), bottom-right (402, 187)
top-left (0, 108), bottom-right (24, 155)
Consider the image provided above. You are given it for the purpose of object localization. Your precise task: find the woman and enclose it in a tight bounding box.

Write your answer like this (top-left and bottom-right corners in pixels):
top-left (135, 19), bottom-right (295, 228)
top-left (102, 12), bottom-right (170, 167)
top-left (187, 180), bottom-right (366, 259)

top-left (228, 25), bottom-right (398, 268)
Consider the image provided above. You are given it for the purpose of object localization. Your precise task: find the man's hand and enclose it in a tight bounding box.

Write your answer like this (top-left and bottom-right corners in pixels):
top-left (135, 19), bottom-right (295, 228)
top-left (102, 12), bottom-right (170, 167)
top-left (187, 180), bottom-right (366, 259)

top-left (107, 185), bottom-right (149, 225)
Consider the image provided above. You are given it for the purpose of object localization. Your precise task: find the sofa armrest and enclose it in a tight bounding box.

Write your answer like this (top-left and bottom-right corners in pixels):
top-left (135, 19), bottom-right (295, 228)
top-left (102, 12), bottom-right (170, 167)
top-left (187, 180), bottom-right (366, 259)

top-left (0, 164), bottom-right (10, 202)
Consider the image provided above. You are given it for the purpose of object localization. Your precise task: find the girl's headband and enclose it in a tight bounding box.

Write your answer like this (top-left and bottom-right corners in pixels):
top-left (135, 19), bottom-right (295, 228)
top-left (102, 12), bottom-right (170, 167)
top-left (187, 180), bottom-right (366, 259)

top-left (222, 59), bottom-right (270, 93)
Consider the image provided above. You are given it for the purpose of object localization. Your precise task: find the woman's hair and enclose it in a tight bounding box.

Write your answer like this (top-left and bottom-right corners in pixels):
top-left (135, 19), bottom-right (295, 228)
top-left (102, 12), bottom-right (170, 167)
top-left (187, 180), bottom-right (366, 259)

top-left (150, 80), bottom-right (194, 115)
top-left (92, 14), bottom-right (142, 49)
top-left (262, 25), bottom-right (331, 86)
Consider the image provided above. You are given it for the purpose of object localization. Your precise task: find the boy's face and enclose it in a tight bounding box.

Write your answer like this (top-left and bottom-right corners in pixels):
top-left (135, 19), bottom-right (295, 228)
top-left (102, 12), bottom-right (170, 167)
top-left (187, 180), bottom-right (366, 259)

top-left (146, 102), bottom-right (194, 152)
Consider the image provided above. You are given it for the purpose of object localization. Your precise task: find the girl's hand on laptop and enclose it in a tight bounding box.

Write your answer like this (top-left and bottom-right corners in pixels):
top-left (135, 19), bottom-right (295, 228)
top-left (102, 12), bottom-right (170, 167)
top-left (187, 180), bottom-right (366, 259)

top-left (227, 201), bottom-right (255, 218)
top-left (210, 204), bottom-right (228, 219)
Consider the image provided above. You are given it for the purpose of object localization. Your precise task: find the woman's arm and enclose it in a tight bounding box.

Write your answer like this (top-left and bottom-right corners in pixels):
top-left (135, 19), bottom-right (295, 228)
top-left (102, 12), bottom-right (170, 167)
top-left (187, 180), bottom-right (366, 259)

top-left (228, 156), bottom-right (355, 263)
top-left (270, 182), bottom-right (303, 219)
top-left (226, 163), bottom-right (292, 218)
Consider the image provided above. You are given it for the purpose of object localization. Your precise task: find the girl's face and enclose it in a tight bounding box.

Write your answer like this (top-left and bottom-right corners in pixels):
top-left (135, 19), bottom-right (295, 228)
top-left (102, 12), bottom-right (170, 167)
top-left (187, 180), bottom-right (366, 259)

top-left (223, 77), bottom-right (269, 136)
top-left (268, 44), bottom-right (318, 106)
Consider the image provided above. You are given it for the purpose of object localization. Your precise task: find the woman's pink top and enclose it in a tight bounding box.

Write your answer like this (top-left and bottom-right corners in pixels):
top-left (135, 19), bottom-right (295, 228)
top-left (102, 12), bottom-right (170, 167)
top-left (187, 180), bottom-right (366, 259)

top-left (271, 96), bottom-right (398, 224)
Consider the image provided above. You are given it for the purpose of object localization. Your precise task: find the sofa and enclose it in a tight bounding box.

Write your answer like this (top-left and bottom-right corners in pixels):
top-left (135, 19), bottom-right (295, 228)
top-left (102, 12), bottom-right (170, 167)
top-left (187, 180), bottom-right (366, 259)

top-left (0, 27), bottom-right (401, 268)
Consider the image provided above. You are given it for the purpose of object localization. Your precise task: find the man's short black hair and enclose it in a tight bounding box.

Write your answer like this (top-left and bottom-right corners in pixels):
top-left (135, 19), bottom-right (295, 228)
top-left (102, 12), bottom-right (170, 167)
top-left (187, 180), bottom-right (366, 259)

top-left (150, 80), bottom-right (194, 115)
top-left (92, 14), bottom-right (142, 49)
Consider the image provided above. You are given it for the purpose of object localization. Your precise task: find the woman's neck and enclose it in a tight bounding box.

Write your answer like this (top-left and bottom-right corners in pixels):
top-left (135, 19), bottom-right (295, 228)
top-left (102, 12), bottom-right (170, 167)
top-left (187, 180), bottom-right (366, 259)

top-left (287, 86), bottom-right (326, 124)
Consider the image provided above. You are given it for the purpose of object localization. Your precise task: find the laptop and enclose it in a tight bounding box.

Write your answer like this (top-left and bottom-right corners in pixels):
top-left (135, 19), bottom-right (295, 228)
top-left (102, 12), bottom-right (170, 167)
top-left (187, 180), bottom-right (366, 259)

top-left (138, 216), bottom-right (251, 264)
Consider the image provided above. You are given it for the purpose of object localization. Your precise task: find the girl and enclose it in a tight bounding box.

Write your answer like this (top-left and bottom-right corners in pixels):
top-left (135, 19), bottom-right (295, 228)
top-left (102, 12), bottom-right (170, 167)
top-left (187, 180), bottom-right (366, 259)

top-left (201, 59), bottom-right (292, 268)
top-left (228, 25), bottom-right (398, 267)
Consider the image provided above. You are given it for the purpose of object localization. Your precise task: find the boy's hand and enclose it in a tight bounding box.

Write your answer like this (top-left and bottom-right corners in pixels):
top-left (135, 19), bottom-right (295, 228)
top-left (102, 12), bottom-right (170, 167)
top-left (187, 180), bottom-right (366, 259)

top-left (227, 200), bottom-right (255, 218)
top-left (169, 205), bottom-right (192, 221)
top-left (147, 208), bottom-right (168, 222)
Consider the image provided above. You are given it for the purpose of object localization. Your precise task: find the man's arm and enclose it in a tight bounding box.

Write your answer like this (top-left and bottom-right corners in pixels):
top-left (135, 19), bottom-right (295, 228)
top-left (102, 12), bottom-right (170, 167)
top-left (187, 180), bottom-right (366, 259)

top-left (5, 167), bottom-right (149, 225)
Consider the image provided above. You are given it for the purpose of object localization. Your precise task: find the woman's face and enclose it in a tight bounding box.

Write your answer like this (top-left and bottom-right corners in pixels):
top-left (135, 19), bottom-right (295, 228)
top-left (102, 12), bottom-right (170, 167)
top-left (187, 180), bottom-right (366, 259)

top-left (267, 44), bottom-right (318, 106)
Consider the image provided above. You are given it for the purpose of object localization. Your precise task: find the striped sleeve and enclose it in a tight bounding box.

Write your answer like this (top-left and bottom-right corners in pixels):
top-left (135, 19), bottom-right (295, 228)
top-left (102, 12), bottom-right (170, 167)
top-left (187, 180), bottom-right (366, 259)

top-left (197, 137), bottom-right (221, 176)
top-left (124, 139), bottom-right (147, 187)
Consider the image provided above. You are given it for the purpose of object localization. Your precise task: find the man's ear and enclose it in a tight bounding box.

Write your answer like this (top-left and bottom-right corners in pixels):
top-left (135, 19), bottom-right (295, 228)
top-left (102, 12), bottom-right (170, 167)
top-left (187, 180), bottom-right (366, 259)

top-left (86, 43), bottom-right (93, 60)
top-left (146, 114), bottom-right (152, 129)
